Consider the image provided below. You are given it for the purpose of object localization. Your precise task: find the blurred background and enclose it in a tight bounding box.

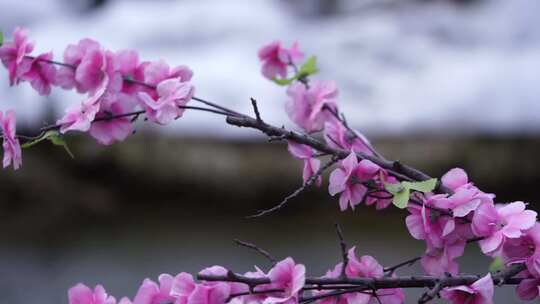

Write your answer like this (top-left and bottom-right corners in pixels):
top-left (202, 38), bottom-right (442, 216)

top-left (0, 0), bottom-right (539, 303)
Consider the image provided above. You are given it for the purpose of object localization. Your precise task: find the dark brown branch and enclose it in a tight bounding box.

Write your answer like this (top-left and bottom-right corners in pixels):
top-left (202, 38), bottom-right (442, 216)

top-left (225, 115), bottom-right (451, 195)
top-left (198, 265), bottom-right (525, 290)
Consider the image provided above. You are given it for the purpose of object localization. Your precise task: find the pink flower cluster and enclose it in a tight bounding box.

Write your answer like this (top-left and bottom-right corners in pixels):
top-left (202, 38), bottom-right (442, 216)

top-left (68, 257), bottom-right (306, 304)
top-left (258, 41), bottom-right (540, 302)
top-left (0, 27), bottom-right (196, 169)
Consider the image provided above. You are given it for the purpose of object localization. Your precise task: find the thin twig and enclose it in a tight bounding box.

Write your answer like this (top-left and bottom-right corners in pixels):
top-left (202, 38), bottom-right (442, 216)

top-left (250, 98), bottom-right (262, 122)
top-left (247, 156), bottom-right (338, 218)
top-left (233, 239), bottom-right (276, 265)
top-left (335, 224), bottom-right (349, 278)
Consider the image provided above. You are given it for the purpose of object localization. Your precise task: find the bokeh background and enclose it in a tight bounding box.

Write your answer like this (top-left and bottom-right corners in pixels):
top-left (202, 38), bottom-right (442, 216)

top-left (1, 0), bottom-right (539, 303)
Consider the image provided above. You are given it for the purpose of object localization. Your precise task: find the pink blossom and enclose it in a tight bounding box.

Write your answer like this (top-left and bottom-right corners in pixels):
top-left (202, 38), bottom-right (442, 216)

top-left (441, 168), bottom-right (470, 191)
top-left (345, 247), bottom-right (383, 278)
top-left (472, 201), bottom-right (537, 255)
top-left (502, 223), bottom-right (540, 278)
top-left (364, 174), bottom-right (398, 210)
top-left (170, 270), bottom-right (231, 304)
top-left (133, 274), bottom-right (175, 304)
top-left (287, 141), bottom-right (321, 186)
top-left (345, 247), bottom-right (405, 304)
top-left (56, 39), bottom-right (101, 91)
top-left (516, 276), bottom-right (540, 301)
top-left (324, 120), bottom-right (372, 155)
top-left (19, 51), bottom-right (57, 95)
top-left (57, 85), bottom-right (107, 133)
top-left (440, 273), bottom-right (494, 304)
top-left (114, 50), bottom-right (146, 94)
top-left (258, 41), bottom-right (303, 80)
top-left (263, 257), bottom-right (305, 304)
top-left (137, 78), bottom-right (194, 125)
top-left (0, 110), bottom-right (22, 170)
top-left (420, 239), bottom-right (466, 276)
top-left (89, 93), bottom-right (136, 145)
top-left (0, 27), bottom-right (34, 85)
top-left (285, 80), bottom-right (338, 132)
top-left (329, 152), bottom-right (380, 211)
top-left (68, 283), bottom-right (116, 304)
top-left (143, 60), bottom-right (193, 87)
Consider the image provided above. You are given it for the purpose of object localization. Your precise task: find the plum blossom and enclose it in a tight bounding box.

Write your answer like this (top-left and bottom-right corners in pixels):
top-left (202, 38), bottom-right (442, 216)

top-left (68, 283), bottom-right (116, 304)
top-left (420, 239), bottom-right (466, 276)
top-left (89, 93), bottom-right (136, 145)
top-left (114, 49), bottom-right (146, 94)
top-left (287, 141), bottom-right (321, 186)
top-left (345, 247), bottom-right (405, 304)
top-left (440, 273), bottom-right (494, 304)
top-left (137, 78), bottom-right (194, 125)
top-left (0, 110), bottom-right (22, 170)
top-left (515, 274), bottom-right (540, 301)
top-left (502, 223), bottom-right (540, 277)
top-left (324, 120), bottom-right (372, 155)
top-left (57, 85), bottom-right (106, 133)
top-left (142, 60), bottom-right (193, 88)
top-left (0, 27), bottom-right (34, 85)
top-left (263, 257), bottom-right (305, 304)
top-left (472, 201), bottom-right (537, 255)
top-left (328, 152), bottom-right (380, 211)
top-left (56, 39), bottom-right (102, 92)
top-left (285, 80), bottom-right (338, 132)
top-left (19, 51), bottom-right (57, 95)
top-left (258, 41), bottom-right (303, 80)
top-left (133, 274), bottom-right (176, 304)
top-left (170, 269), bottom-right (231, 304)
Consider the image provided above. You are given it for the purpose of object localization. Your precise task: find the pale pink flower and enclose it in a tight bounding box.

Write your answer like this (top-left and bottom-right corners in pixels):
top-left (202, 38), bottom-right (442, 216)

top-left (287, 141), bottom-right (321, 186)
top-left (170, 270), bottom-right (231, 304)
top-left (0, 110), bottom-right (22, 170)
top-left (137, 78), bottom-right (194, 125)
top-left (0, 27), bottom-right (34, 85)
top-left (258, 41), bottom-right (303, 80)
top-left (19, 51), bottom-right (57, 95)
top-left (57, 86), bottom-right (106, 133)
top-left (68, 283), bottom-right (116, 304)
top-left (328, 152), bottom-right (380, 211)
top-left (420, 239), bottom-right (466, 276)
top-left (345, 247), bottom-right (405, 304)
top-left (56, 39), bottom-right (101, 91)
top-left (133, 274), bottom-right (175, 304)
top-left (502, 223), bottom-right (540, 278)
top-left (263, 257), bottom-right (305, 304)
top-left (114, 50), bottom-right (146, 95)
top-left (89, 93), bottom-right (136, 145)
top-left (345, 247), bottom-right (383, 278)
top-left (285, 80), bottom-right (338, 132)
top-left (324, 120), bottom-right (372, 155)
top-left (472, 201), bottom-right (537, 255)
top-left (143, 60), bottom-right (193, 87)
top-left (118, 298), bottom-right (132, 304)
top-left (441, 168), bottom-right (470, 191)
top-left (440, 273), bottom-right (494, 304)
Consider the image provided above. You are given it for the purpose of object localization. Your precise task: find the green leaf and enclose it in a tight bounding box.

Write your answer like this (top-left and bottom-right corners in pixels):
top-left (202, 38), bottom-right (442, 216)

top-left (0, 31), bottom-right (3, 46)
top-left (392, 188), bottom-right (410, 209)
top-left (403, 178), bottom-right (437, 193)
top-left (21, 130), bottom-right (74, 158)
top-left (298, 56), bottom-right (319, 77)
top-left (272, 77), bottom-right (295, 86)
top-left (489, 256), bottom-right (504, 272)
top-left (48, 133), bottom-right (75, 158)
top-left (384, 182), bottom-right (404, 194)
